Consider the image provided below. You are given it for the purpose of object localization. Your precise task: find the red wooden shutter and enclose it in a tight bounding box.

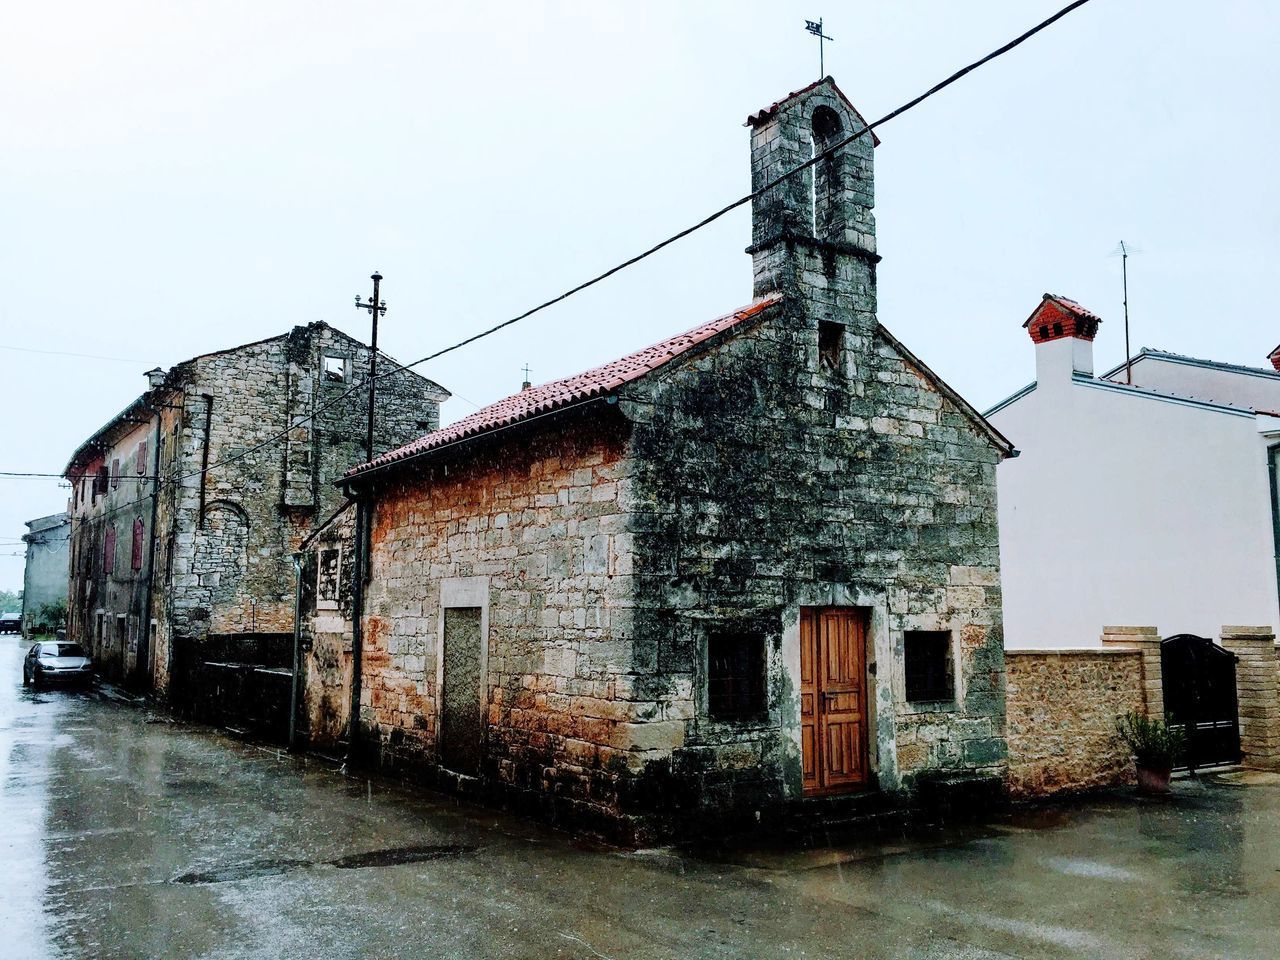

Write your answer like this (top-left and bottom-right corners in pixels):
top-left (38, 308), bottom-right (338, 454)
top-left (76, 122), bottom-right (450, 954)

top-left (136, 441), bottom-right (147, 474)
top-left (104, 524), bottom-right (116, 575)
top-left (132, 518), bottom-right (143, 569)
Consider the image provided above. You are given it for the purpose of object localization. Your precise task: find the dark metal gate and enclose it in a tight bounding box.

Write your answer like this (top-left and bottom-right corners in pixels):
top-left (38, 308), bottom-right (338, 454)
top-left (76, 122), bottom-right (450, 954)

top-left (1161, 634), bottom-right (1241, 770)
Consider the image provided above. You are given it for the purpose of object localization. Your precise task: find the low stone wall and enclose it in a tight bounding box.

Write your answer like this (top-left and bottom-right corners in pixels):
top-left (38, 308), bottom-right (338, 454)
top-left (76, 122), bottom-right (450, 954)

top-left (1005, 649), bottom-right (1145, 798)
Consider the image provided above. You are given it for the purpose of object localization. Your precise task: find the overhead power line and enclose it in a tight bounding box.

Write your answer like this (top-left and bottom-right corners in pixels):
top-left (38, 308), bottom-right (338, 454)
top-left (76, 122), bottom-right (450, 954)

top-left (0, 344), bottom-right (156, 364)
top-left (7, 0), bottom-right (1094, 526)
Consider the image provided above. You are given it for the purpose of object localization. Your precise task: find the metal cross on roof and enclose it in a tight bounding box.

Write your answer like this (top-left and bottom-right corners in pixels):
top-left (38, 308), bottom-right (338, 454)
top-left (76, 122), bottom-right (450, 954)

top-left (805, 18), bottom-right (834, 80)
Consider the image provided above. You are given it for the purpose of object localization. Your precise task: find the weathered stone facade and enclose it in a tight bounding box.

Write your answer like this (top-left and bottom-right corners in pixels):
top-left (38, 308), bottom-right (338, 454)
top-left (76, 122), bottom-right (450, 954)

top-left (21, 512), bottom-right (71, 635)
top-left (1005, 649), bottom-right (1146, 798)
top-left (340, 79), bottom-right (1013, 840)
top-left (297, 508), bottom-right (357, 752)
top-left (66, 322), bottom-right (447, 697)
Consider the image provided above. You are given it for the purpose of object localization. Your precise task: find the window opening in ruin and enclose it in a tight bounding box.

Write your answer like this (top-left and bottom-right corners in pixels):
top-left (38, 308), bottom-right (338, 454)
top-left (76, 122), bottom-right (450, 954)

top-left (708, 632), bottom-right (766, 721)
top-left (317, 547), bottom-right (341, 607)
top-left (904, 630), bottom-right (953, 702)
top-left (323, 355), bottom-right (347, 382)
top-left (818, 320), bottom-right (845, 372)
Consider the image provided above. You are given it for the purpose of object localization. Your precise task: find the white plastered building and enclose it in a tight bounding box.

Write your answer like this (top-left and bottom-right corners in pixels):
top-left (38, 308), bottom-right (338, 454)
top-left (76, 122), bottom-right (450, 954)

top-left (986, 294), bottom-right (1280, 648)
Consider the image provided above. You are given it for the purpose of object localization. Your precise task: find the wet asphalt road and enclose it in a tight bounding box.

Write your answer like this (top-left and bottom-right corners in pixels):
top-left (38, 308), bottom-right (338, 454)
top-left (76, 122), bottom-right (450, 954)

top-left (3, 634), bottom-right (1280, 960)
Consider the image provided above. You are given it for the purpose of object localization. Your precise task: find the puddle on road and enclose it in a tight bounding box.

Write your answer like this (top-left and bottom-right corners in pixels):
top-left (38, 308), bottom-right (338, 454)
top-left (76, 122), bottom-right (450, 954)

top-left (330, 844), bottom-right (475, 869)
top-left (172, 844), bottom-right (478, 884)
top-left (173, 859), bottom-right (310, 884)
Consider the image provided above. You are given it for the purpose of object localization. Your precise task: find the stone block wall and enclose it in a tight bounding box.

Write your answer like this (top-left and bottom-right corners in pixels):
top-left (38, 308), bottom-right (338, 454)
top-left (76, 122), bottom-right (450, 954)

top-left (359, 409), bottom-right (653, 826)
top-left (1005, 649), bottom-right (1145, 797)
top-left (618, 297), bottom-right (1008, 815)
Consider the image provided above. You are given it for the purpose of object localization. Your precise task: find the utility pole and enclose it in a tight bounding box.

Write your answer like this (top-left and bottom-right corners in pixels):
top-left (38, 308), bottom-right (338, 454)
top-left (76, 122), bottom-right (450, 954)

top-left (805, 19), bottom-right (834, 80)
top-left (347, 271), bottom-right (385, 767)
top-left (354, 272), bottom-right (387, 463)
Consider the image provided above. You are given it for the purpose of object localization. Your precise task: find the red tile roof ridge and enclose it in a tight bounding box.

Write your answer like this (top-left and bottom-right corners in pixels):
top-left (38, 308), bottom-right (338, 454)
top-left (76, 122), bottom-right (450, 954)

top-left (347, 294), bottom-right (783, 478)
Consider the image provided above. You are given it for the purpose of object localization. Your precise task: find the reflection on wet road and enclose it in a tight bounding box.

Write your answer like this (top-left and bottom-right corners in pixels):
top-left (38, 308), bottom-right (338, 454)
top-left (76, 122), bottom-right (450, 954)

top-left (3, 635), bottom-right (1279, 959)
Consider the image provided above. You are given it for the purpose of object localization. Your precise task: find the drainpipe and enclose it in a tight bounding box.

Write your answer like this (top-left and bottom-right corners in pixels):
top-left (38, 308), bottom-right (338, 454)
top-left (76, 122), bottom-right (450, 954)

top-left (1267, 442), bottom-right (1280, 624)
top-left (138, 406), bottom-right (163, 690)
top-left (289, 552), bottom-right (304, 752)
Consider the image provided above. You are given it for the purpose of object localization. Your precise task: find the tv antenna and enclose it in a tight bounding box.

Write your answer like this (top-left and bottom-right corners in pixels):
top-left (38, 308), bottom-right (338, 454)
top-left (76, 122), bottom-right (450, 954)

top-left (1109, 242), bottom-right (1141, 384)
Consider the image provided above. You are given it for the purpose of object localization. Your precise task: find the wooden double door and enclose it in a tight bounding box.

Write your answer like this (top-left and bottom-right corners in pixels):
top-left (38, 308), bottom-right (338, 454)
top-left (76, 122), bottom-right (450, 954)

top-left (801, 607), bottom-right (870, 795)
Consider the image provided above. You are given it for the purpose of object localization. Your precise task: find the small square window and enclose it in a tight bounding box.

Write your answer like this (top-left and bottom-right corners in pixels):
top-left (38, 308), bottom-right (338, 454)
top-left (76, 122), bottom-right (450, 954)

top-left (323, 356), bottom-right (347, 382)
top-left (708, 632), bottom-right (766, 721)
top-left (904, 630), bottom-right (953, 703)
top-left (818, 320), bottom-right (845, 372)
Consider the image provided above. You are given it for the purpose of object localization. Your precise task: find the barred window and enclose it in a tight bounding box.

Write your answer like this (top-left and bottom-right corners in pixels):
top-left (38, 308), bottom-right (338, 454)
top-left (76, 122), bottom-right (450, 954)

top-left (904, 630), bottom-right (953, 702)
top-left (708, 632), bottom-right (766, 721)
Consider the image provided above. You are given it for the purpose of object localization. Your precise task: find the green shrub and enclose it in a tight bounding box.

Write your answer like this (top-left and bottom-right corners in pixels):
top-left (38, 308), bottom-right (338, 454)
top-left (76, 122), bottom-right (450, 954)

top-left (37, 599), bottom-right (67, 630)
top-left (1115, 711), bottom-right (1184, 770)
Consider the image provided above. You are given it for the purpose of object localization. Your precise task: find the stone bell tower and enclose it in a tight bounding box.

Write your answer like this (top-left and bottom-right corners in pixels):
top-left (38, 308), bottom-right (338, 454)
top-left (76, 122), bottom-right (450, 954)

top-left (746, 78), bottom-right (879, 345)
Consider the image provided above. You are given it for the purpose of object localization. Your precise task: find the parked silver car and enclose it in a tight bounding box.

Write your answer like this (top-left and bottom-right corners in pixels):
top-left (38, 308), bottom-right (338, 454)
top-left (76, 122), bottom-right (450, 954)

top-left (23, 641), bottom-right (93, 688)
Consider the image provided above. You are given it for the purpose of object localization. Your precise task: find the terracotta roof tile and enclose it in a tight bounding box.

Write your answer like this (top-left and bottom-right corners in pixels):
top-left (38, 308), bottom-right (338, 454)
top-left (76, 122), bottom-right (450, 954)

top-left (348, 295), bottom-right (782, 478)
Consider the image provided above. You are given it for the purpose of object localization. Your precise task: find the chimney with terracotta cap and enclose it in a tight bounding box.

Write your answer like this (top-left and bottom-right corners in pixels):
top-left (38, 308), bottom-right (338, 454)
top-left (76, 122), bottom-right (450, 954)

top-left (1023, 294), bottom-right (1101, 386)
top-left (1268, 345), bottom-right (1280, 373)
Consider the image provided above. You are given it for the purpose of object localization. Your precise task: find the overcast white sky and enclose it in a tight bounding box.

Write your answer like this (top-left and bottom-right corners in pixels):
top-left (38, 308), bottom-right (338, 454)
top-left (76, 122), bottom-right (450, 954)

top-left (2, 1), bottom-right (1278, 590)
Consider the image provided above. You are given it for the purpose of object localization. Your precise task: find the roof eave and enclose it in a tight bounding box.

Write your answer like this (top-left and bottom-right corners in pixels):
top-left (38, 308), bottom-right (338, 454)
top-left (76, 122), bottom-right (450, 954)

top-left (341, 394), bottom-right (617, 489)
top-left (62, 391), bottom-right (167, 478)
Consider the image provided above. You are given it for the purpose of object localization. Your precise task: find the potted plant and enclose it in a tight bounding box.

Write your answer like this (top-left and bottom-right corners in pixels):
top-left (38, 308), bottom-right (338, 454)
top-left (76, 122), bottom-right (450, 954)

top-left (1115, 712), bottom-right (1184, 793)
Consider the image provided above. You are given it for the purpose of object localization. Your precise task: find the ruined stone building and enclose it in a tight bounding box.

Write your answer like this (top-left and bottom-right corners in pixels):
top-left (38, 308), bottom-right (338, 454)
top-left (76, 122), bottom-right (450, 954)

top-left (64, 323), bottom-right (448, 703)
top-left (331, 78), bottom-right (1013, 840)
top-left (21, 511), bottom-right (71, 634)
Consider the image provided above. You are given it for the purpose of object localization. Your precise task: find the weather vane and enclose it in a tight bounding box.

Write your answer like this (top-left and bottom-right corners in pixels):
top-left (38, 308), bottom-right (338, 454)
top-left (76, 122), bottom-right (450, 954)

top-left (805, 19), bottom-right (834, 80)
